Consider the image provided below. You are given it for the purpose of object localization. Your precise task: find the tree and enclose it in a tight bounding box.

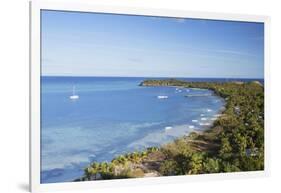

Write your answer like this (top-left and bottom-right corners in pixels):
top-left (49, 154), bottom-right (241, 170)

top-left (188, 153), bottom-right (204, 174)
top-left (222, 162), bottom-right (240, 172)
top-left (160, 160), bottom-right (178, 176)
top-left (203, 158), bottom-right (220, 173)
top-left (219, 136), bottom-right (232, 159)
top-left (233, 133), bottom-right (247, 156)
top-left (85, 162), bottom-right (100, 180)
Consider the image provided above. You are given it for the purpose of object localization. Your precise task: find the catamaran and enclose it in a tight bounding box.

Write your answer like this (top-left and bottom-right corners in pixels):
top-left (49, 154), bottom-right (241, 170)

top-left (157, 95), bottom-right (168, 99)
top-left (70, 86), bottom-right (79, 100)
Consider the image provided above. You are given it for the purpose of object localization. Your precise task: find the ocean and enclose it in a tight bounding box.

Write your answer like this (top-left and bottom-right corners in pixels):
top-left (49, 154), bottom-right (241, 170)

top-left (40, 76), bottom-right (262, 183)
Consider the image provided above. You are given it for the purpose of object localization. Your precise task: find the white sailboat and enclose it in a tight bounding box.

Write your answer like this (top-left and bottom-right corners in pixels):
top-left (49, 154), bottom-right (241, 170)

top-left (70, 86), bottom-right (79, 100)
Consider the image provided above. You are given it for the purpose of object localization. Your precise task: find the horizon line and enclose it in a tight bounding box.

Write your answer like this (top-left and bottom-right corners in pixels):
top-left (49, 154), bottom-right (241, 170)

top-left (41, 75), bottom-right (264, 80)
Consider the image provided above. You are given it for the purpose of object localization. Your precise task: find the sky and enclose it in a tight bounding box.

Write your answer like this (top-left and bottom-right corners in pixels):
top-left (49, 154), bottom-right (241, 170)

top-left (41, 10), bottom-right (264, 78)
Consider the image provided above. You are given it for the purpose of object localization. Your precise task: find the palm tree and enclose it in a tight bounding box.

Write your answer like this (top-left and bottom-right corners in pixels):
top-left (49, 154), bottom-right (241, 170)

top-left (84, 162), bottom-right (100, 180)
top-left (100, 162), bottom-right (108, 173)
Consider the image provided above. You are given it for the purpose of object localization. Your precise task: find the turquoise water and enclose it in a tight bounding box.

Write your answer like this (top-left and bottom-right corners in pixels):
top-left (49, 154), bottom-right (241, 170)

top-left (41, 77), bottom-right (226, 183)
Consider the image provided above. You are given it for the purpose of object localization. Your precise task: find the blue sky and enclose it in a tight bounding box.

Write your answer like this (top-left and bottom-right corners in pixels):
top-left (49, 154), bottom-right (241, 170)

top-left (41, 10), bottom-right (264, 78)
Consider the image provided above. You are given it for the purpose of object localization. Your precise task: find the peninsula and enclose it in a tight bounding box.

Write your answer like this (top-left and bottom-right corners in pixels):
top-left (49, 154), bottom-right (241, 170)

top-left (77, 79), bottom-right (264, 181)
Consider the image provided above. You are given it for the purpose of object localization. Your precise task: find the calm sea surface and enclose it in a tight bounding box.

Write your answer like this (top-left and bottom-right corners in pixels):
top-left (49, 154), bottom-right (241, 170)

top-left (41, 77), bottom-right (262, 183)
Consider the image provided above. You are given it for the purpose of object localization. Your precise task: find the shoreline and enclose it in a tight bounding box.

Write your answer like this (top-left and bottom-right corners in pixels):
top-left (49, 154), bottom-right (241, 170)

top-left (42, 88), bottom-right (224, 183)
top-left (77, 79), bottom-right (264, 181)
top-left (137, 80), bottom-right (226, 144)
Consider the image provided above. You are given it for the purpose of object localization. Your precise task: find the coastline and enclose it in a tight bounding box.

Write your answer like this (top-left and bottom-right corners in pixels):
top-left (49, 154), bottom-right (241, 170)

top-left (77, 79), bottom-right (264, 181)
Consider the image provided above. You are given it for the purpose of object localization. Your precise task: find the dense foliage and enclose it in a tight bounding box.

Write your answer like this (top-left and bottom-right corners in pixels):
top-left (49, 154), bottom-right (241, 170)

top-left (78, 79), bottom-right (264, 181)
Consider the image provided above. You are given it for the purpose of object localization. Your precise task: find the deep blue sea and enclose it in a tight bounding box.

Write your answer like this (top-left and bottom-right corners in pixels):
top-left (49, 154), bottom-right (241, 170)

top-left (40, 76), bottom-right (262, 183)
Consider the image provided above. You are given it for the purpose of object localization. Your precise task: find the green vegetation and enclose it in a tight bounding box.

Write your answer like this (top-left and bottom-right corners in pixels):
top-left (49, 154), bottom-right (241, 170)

top-left (78, 79), bottom-right (264, 181)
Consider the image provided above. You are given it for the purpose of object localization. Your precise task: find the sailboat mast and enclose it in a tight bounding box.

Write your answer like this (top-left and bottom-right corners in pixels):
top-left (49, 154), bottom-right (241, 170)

top-left (70, 85), bottom-right (79, 100)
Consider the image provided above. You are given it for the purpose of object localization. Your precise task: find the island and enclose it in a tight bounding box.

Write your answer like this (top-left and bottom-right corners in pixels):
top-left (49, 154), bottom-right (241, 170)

top-left (76, 79), bottom-right (264, 181)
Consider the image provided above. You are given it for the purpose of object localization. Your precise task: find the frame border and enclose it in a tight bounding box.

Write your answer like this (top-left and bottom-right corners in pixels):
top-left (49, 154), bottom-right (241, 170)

top-left (30, 0), bottom-right (270, 192)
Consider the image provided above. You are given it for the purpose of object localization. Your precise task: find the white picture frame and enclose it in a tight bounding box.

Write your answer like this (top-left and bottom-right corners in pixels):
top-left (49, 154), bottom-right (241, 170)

top-left (30, 0), bottom-right (270, 192)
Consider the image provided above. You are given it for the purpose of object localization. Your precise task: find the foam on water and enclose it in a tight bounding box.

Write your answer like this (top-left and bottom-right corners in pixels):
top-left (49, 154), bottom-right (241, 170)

top-left (41, 77), bottom-right (225, 183)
